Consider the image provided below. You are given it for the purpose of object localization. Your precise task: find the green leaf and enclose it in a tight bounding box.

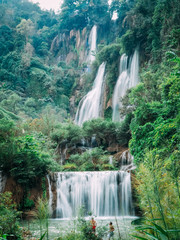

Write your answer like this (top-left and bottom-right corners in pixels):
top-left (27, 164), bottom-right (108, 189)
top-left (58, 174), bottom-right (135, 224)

top-left (151, 222), bottom-right (169, 237)
top-left (166, 229), bottom-right (180, 232)
top-left (131, 235), bottom-right (148, 240)
top-left (142, 231), bottom-right (159, 240)
top-left (38, 231), bottom-right (46, 240)
top-left (147, 218), bottom-right (163, 221)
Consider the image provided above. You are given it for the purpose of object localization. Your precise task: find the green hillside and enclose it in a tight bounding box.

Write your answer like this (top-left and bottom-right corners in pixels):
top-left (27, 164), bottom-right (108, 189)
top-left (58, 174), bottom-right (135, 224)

top-left (0, 0), bottom-right (179, 239)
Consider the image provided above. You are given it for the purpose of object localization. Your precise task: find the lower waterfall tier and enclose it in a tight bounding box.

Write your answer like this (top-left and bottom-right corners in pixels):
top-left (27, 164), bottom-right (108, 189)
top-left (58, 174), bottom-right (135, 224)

top-left (48, 171), bottom-right (134, 218)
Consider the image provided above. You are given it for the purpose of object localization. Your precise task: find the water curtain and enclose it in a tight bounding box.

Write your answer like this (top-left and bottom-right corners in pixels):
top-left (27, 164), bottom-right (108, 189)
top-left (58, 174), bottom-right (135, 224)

top-left (112, 50), bottom-right (139, 122)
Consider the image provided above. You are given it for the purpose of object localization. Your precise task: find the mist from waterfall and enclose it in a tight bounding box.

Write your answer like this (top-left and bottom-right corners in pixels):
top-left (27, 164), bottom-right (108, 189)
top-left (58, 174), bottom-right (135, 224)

top-left (75, 62), bottom-right (106, 126)
top-left (112, 49), bottom-right (139, 122)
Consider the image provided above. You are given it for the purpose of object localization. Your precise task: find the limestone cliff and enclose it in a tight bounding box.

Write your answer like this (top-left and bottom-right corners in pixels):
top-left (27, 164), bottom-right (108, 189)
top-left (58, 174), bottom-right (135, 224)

top-left (50, 27), bottom-right (89, 66)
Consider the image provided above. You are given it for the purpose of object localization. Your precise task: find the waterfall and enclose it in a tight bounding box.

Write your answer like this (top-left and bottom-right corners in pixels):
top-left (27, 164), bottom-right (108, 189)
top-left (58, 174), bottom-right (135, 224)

top-left (54, 170), bottom-right (134, 218)
top-left (87, 25), bottom-right (97, 64)
top-left (56, 175), bottom-right (73, 218)
top-left (120, 150), bottom-right (136, 172)
top-left (109, 156), bottom-right (113, 165)
top-left (129, 49), bottom-right (139, 88)
top-left (47, 175), bottom-right (53, 215)
top-left (60, 144), bottom-right (68, 165)
top-left (75, 62), bottom-right (106, 126)
top-left (112, 49), bottom-right (139, 122)
top-left (112, 54), bottom-right (128, 122)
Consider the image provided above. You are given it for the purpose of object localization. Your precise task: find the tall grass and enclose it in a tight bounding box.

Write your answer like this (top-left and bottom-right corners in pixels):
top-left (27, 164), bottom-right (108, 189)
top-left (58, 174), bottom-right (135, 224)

top-left (33, 197), bottom-right (49, 240)
top-left (135, 150), bottom-right (180, 240)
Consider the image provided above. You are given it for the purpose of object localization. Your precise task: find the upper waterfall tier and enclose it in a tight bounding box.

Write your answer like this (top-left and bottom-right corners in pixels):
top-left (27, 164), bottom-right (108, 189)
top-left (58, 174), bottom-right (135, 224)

top-left (112, 49), bottom-right (139, 122)
top-left (75, 62), bottom-right (106, 126)
top-left (87, 25), bottom-right (97, 64)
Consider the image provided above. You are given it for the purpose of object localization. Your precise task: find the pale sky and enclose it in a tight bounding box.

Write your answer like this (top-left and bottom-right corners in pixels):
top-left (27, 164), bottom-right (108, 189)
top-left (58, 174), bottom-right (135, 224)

top-left (30, 0), bottom-right (63, 12)
top-left (31, 0), bottom-right (112, 12)
top-left (30, 0), bottom-right (118, 19)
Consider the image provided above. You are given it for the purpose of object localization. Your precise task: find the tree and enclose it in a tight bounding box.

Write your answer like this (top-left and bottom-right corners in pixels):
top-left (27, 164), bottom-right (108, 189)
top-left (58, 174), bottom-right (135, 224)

top-left (16, 19), bottom-right (35, 41)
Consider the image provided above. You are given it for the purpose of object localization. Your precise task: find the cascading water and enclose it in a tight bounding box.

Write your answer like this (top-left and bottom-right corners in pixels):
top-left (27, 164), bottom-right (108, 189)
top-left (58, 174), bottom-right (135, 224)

top-left (121, 150), bottom-right (133, 166)
top-left (112, 49), bottom-right (139, 122)
top-left (129, 49), bottom-right (139, 88)
top-left (109, 156), bottom-right (113, 165)
top-left (47, 175), bottom-right (53, 215)
top-left (60, 144), bottom-right (68, 165)
top-left (87, 25), bottom-right (97, 64)
top-left (53, 169), bottom-right (134, 218)
top-left (120, 150), bottom-right (136, 172)
top-left (75, 62), bottom-right (106, 126)
top-left (112, 54), bottom-right (129, 122)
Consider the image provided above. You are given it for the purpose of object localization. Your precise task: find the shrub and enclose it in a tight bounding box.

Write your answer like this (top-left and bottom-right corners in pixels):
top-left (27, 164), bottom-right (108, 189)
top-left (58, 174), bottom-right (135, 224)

top-left (101, 164), bottom-right (115, 171)
top-left (68, 148), bottom-right (109, 171)
top-left (0, 192), bottom-right (22, 238)
top-left (63, 163), bottom-right (78, 171)
top-left (24, 197), bottom-right (35, 210)
top-left (79, 162), bottom-right (95, 171)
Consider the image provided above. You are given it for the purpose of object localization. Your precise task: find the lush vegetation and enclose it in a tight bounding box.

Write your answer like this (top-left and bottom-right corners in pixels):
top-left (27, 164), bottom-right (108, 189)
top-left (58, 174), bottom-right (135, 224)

top-left (0, 0), bottom-right (179, 239)
top-left (0, 192), bottom-right (22, 239)
top-left (126, 55), bottom-right (180, 239)
top-left (0, 116), bottom-right (57, 181)
top-left (0, 0), bottom-right (80, 120)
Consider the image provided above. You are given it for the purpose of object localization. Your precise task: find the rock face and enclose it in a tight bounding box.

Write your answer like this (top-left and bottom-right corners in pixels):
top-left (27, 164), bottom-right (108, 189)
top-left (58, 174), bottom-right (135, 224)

top-left (0, 171), bottom-right (7, 193)
top-left (107, 144), bottom-right (125, 154)
top-left (3, 176), bottom-right (43, 219)
top-left (47, 173), bottom-right (57, 218)
top-left (50, 27), bottom-right (88, 66)
top-left (4, 177), bottom-right (24, 206)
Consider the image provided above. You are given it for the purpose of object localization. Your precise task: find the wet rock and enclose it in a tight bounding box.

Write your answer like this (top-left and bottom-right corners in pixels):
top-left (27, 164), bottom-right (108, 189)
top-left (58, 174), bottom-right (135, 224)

top-left (107, 144), bottom-right (124, 153)
top-left (0, 171), bottom-right (7, 193)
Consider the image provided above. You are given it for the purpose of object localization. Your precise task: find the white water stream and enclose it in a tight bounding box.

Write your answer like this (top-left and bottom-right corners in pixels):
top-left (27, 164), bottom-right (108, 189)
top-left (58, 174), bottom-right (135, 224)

top-left (47, 175), bottom-right (53, 216)
top-left (87, 25), bottom-right (97, 64)
top-left (112, 49), bottom-right (139, 122)
top-left (75, 62), bottom-right (106, 126)
top-left (49, 172), bottom-right (133, 218)
top-left (47, 150), bottom-right (134, 219)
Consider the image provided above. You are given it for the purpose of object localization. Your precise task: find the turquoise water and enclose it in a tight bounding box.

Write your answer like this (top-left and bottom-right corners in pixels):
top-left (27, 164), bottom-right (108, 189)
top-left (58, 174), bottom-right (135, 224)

top-left (21, 216), bottom-right (137, 240)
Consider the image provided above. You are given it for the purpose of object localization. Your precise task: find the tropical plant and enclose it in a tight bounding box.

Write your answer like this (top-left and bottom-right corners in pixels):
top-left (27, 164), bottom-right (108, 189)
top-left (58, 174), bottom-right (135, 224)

top-left (132, 219), bottom-right (180, 240)
top-left (0, 192), bottom-right (22, 239)
top-left (33, 197), bottom-right (50, 240)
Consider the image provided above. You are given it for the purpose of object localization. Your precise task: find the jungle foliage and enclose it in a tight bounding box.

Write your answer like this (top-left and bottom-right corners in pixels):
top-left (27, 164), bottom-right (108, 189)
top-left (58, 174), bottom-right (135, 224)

top-left (0, 192), bottom-right (22, 239)
top-left (0, 116), bottom-right (57, 188)
top-left (0, 0), bottom-right (79, 120)
top-left (126, 55), bottom-right (180, 239)
top-left (0, 0), bottom-right (179, 238)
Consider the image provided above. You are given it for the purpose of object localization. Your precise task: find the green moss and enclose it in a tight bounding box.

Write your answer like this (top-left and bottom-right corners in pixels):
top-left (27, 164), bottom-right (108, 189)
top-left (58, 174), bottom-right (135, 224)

top-left (62, 163), bottom-right (78, 171)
